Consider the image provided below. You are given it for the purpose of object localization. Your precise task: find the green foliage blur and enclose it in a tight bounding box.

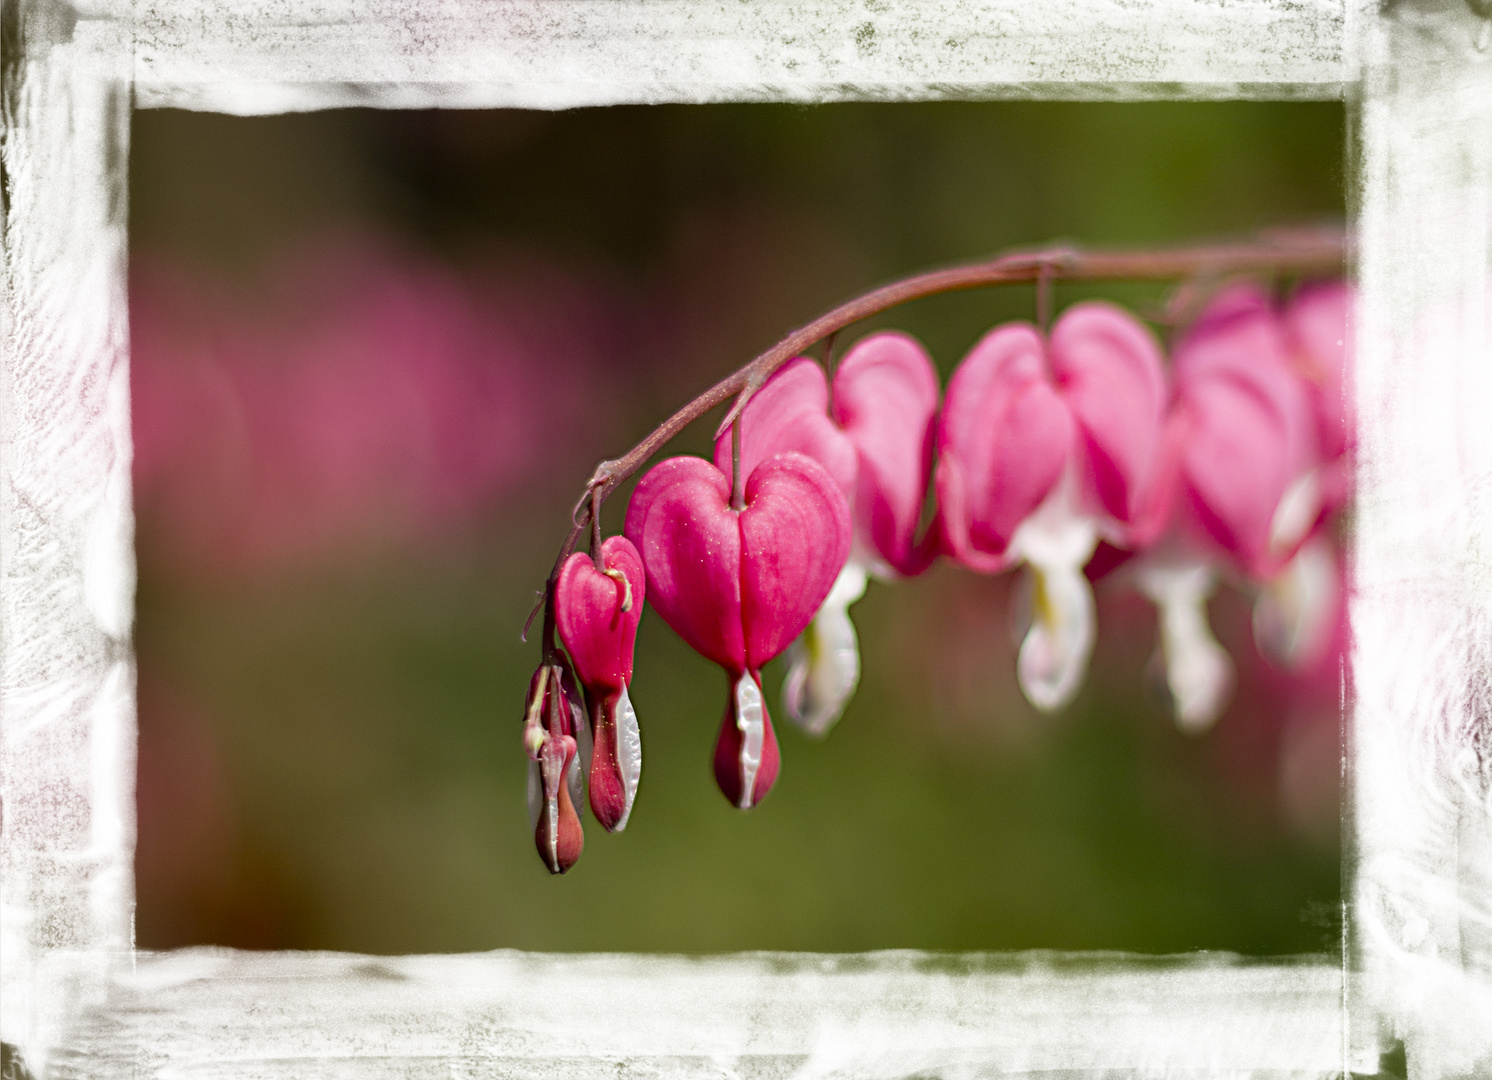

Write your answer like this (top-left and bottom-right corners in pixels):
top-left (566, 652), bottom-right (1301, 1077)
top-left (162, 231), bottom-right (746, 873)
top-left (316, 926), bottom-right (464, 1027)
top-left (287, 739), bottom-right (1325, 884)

top-left (131, 102), bottom-right (1345, 955)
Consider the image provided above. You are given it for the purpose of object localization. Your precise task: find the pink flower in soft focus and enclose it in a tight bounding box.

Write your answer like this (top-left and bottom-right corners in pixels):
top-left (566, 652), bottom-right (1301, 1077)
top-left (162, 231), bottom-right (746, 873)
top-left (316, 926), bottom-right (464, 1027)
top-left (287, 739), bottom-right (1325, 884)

top-left (711, 334), bottom-right (940, 736)
top-left (523, 662), bottom-right (588, 875)
top-left (1127, 282), bottom-right (1351, 733)
top-left (1253, 281), bottom-right (1354, 673)
top-left (556, 535), bottom-right (646, 832)
top-left (936, 302), bottom-right (1168, 711)
top-left (131, 237), bottom-right (613, 576)
top-left (624, 453), bottom-right (851, 808)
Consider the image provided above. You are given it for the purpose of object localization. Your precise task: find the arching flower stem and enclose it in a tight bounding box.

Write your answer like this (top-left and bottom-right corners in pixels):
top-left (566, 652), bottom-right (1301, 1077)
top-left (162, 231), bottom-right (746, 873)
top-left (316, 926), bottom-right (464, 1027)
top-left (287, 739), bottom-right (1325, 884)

top-left (534, 231), bottom-right (1347, 657)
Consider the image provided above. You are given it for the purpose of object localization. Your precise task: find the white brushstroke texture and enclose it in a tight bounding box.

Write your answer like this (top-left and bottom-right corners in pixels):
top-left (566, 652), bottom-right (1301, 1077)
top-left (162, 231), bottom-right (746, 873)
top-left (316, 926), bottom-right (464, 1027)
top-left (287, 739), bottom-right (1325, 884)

top-left (2, 7), bottom-right (136, 1076)
top-left (129, 0), bottom-right (1346, 114)
top-left (51, 949), bottom-right (1367, 1078)
top-left (1354, 3), bottom-right (1492, 1074)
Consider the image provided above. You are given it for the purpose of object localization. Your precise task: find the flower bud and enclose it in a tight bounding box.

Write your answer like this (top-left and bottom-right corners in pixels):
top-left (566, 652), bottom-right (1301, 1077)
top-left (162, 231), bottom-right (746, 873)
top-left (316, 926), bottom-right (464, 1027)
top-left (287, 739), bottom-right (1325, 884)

top-left (523, 662), bottom-right (587, 874)
top-left (557, 536), bottom-right (646, 832)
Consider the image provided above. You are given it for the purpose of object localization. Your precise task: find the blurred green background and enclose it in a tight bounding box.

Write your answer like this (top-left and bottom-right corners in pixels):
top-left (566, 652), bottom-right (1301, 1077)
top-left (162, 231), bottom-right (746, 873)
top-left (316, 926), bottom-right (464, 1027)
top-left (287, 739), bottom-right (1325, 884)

top-left (130, 102), bottom-right (1346, 955)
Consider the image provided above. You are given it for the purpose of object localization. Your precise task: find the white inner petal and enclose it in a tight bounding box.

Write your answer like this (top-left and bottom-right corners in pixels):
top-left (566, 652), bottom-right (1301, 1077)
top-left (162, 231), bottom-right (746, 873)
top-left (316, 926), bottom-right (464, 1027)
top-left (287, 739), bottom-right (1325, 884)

top-left (734, 672), bottom-right (765, 810)
top-left (570, 711), bottom-right (591, 824)
top-left (783, 562), bottom-right (867, 738)
top-left (1268, 468), bottom-right (1324, 558)
top-left (1253, 535), bottom-right (1338, 668)
top-left (1136, 561), bottom-right (1235, 734)
top-left (612, 681), bottom-right (643, 831)
top-left (1008, 484), bottom-right (1099, 713)
top-left (538, 737), bottom-right (569, 872)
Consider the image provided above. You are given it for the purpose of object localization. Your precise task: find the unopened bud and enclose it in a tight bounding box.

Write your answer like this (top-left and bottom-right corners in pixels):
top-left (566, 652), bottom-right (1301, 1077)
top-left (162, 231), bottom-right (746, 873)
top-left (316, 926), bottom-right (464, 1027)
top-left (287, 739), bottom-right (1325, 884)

top-left (535, 732), bottom-right (583, 874)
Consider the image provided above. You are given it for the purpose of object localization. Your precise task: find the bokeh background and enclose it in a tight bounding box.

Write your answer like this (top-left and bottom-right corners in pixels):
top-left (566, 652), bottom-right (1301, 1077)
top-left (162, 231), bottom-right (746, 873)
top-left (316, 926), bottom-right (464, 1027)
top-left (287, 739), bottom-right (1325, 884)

top-left (130, 102), bottom-right (1346, 955)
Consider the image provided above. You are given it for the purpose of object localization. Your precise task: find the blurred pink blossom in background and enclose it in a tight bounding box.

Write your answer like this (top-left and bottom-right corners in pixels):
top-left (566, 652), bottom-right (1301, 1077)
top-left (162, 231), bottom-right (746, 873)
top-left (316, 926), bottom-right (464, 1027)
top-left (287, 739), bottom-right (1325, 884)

top-left (131, 235), bottom-right (618, 576)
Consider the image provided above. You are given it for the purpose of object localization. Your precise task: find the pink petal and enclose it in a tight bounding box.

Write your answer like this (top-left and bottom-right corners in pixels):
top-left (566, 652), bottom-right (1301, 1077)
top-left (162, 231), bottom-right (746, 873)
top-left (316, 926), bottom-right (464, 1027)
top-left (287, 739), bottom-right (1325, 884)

top-left (1048, 302), bottom-right (1167, 528)
top-left (832, 332), bottom-right (941, 576)
top-left (739, 452), bottom-right (853, 669)
top-left (932, 449), bottom-right (1012, 574)
top-left (713, 357), bottom-right (858, 499)
top-left (624, 456), bottom-right (745, 672)
top-left (1172, 286), bottom-right (1310, 574)
top-left (937, 323), bottom-right (1073, 563)
top-left (1283, 281), bottom-right (1353, 465)
top-left (555, 535), bottom-right (645, 692)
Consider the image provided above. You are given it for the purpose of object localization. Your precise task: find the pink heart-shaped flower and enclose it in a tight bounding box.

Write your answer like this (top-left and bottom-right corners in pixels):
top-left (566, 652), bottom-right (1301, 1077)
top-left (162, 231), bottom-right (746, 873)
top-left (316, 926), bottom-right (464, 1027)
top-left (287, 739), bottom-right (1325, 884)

top-left (626, 451), bottom-right (850, 810)
top-left (937, 306), bottom-right (1167, 571)
top-left (1049, 302), bottom-right (1168, 528)
top-left (936, 323), bottom-right (1073, 570)
top-left (714, 358), bottom-right (858, 501)
top-left (625, 451), bottom-right (851, 674)
top-left (1169, 285), bottom-right (1312, 576)
top-left (556, 535), bottom-right (645, 693)
top-left (832, 332), bottom-right (941, 576)
top-left (716, 336), bottom-right (940, 578)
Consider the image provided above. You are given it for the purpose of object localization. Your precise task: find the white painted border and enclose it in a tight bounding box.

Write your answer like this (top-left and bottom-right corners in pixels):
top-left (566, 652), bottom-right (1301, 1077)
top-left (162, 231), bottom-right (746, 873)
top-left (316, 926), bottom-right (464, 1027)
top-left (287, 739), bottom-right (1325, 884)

top-left (4, 0), bottom-right (1490, 1075)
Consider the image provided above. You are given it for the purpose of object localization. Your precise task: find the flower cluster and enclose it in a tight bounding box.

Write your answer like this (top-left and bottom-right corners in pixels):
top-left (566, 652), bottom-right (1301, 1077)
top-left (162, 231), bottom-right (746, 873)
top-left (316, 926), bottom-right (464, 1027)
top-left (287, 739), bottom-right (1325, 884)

top-left (526, 274), bottom-right (1351, 874)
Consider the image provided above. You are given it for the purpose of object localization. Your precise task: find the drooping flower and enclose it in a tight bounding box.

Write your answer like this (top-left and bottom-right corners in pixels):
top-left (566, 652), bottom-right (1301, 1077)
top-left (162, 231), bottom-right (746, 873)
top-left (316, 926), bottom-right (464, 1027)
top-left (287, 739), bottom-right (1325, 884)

top-left (1253, 282), bottom-right (1353, 671)
top-left (624, 452), bottom-right (851, 807)
top-left (1129, 283), bottom-right (1318, 732)
top-left (936, 302), bottom-right (1168, 711)
top-left (556, 535), bottom-right (646, 831)
top-left (713, 334), bottom-right (940, 735)
top-left (523, 661), bottom-right (588, 874)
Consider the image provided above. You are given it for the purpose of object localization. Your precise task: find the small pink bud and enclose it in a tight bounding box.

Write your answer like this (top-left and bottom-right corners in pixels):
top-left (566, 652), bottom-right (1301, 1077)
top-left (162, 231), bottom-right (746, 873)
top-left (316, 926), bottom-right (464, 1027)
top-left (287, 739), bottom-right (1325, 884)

top-left (523, 663), bottom-right (587, 874)
top-left (535, 731), bottom-right (583, 874)
top-left (556, 536), bottom-right (646, 831)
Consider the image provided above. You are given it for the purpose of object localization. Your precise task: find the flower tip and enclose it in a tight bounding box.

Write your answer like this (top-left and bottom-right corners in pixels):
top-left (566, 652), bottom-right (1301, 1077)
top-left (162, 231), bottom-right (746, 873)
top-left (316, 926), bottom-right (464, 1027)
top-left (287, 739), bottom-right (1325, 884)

top-left (713, 672), bottom-right (780, 809)
top-left (533, 735), bottom-right (585, 874)
top-left (535, 779), bottom-right (585, 874)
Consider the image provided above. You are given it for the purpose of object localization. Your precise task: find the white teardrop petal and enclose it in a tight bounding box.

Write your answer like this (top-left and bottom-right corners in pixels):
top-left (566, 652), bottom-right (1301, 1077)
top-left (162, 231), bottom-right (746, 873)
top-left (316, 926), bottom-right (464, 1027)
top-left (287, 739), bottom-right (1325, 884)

top-left (734, 672), bottom-right (765, 810)
top-left (1253, 536), bottom-right (1338, 669)
top-left (1138, 562), bottom-right (1235, 734)
top-left (1008, 498), bottom-right (1100, 714)
top-left (612, 681), bottom-right (642, 831)
top-left (783, 563), bottom-right (867, 738)
top-left (1015, 561), bottom-right (1098, 712)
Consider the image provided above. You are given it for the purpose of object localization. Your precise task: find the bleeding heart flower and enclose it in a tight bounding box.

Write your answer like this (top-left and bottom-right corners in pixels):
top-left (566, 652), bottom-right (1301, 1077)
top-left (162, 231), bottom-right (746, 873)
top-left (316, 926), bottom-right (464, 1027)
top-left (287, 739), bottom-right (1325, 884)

top-left (523, 661), bottom-right (588, 874)
top-left (1163, 285), bottom-right (1315, 579)
top-left (1128, 282), bottom-right (1329, 732)
top-left (935, 302), bottom-right (1167, 711)
top-left (1257, 282), bottom-right (1353, 671)
top-left (556, 535), bottom-right (645, 831)
top-left (624, 451), bottom-right (851, 807)
top-left (713, 334), bottom-right (940, 735)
